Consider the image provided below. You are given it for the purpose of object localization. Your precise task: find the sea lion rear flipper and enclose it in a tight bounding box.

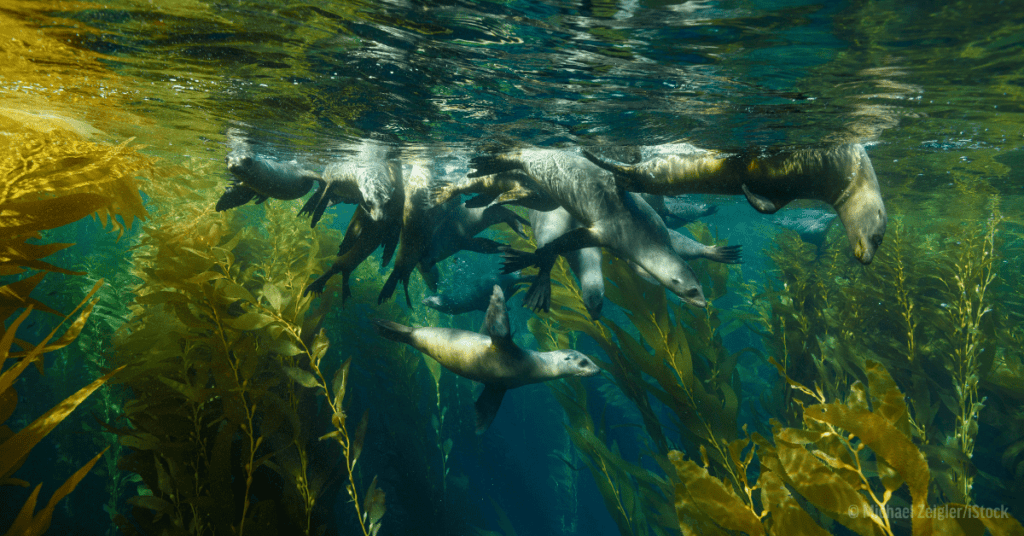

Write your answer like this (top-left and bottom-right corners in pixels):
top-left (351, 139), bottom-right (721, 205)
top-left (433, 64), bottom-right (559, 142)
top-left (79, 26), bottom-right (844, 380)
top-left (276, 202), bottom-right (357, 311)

top-left (463, 237), bottom-right (504, 254)
top-left (741, 184), bottom-right (791, 214)
top-left (373, 319), bottom-right (414, 344)
top-left (487, 206), bottom-right (531, 239)
top-left (484, 285), bottom-right (514, 348)
top-left (474, 384), bottom-right (508, 434)
top-left (464, 193), bottom-right (497, 209)
top-left (469, 154), bottom-right (522, 178)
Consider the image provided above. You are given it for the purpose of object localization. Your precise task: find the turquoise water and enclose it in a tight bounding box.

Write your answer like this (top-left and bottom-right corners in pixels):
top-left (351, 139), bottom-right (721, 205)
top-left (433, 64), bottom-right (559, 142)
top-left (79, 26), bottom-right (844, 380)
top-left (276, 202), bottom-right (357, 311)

top-left (2, 0), bottom-right (1023, 535)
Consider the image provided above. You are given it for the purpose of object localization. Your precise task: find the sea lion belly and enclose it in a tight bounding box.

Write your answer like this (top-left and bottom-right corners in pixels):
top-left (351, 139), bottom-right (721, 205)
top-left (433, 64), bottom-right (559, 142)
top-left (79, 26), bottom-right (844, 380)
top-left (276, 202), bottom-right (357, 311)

top-left (408, 327), bottom-right (528, 385)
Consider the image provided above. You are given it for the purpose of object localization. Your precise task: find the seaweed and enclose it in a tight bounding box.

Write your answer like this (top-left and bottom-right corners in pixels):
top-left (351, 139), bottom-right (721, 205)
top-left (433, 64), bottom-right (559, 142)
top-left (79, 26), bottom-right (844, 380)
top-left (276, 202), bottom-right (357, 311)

top-left (107, 158), bottom-right (384, 536)
top-left (2, 128), bottom-right (152, 534)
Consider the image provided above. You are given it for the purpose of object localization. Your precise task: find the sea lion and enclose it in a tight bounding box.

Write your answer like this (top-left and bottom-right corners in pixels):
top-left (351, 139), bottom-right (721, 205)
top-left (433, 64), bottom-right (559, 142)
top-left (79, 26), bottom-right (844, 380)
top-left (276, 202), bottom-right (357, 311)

top-left (303, 194), bottom-right (404, 301)
top-left (379, 162), bottom-right (453, 306)
top-left (375, 285), bottom-right (600, 433)
top-left (640, 193), bottom-right (718, 227)
top-left (530, 207), bottom-right (605, 320)
top-left (422, 272), bottom-right (532, 316)
top-left (430, 168), bottom-right (560, 212)
top-left (464, 148), bottom-right (706, 313)
top-left (299, 141), bottom-right (400, 227)
top-left (419, 202), bottom-right (532, 272)
top-left (583, 143), bottom-right (886, 263)
top-left (216, 147), bottom-right (320, 212)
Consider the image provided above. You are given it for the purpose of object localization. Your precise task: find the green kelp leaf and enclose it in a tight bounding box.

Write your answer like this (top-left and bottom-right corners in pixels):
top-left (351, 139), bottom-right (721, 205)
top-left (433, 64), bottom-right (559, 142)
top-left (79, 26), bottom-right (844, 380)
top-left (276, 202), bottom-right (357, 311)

top-left (262, 282), bottom-right (283, 311)
top-left (332, 358), bottom-right (352, 409)
top-left (759, 470), bottom-right (830, 536)
top-left (217, 280), bottom-right (257, 304)
top-left (669, 450), bottom-right (765, 536)
top-left (351, 410), bottom-right (369, 468)
top-left (283, 366), bottom-right (318, 389)
top-left (0, 387), bottom-right (16, 425)
top-left (224, 311), bottom-right (273, 331)
top-left (774, 428), bottom-right (885, 536)
top-left (0, 193), bottom-right (112, 234)
top-left (363, 475), bottom-right (386, 530)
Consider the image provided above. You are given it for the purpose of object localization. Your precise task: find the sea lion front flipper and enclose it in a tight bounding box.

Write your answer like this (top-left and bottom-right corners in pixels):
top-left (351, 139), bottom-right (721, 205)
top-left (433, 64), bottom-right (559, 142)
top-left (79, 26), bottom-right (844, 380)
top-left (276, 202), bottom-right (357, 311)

top-left (706, 244), bottom-right (743, 264)
top-left (464, 193), bottom-right (498, 209)
top-left (741, 184), bottom-right (791, 214)
top-left (474, 384), bottom-right (508, 434)
top-left (216, 185), bottom-right (259, 212)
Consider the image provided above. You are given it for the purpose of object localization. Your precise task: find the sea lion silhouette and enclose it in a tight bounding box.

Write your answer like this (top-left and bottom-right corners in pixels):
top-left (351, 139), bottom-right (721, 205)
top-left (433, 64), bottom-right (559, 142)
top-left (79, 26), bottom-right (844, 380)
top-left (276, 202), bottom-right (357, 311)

top-left (375, 285), bottom-right (600, 433)
top-left (530, 207), bottom-right (605, 320)
top-left (455, 148), bottom-right (706, 312)
top-left (583, 143), bottom-right (886, 263)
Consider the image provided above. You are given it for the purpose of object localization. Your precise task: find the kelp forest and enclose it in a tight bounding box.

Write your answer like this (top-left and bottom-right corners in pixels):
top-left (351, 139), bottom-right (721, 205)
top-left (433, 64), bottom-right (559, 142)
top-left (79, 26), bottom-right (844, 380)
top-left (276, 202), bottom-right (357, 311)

top-left (4, 126), bottom-right (1024, 536)
top-left (5, 0), bottom-right (1024, 535)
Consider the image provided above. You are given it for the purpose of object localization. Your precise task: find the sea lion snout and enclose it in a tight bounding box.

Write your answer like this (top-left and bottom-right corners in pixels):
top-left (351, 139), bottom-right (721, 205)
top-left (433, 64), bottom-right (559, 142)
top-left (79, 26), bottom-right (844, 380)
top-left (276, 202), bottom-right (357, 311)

top-left (226, 154), bottom-right (253, 175)
top-left (671, 278), bottom-right (707, 308)
top-left (560, 351), bottom-right (600, 377)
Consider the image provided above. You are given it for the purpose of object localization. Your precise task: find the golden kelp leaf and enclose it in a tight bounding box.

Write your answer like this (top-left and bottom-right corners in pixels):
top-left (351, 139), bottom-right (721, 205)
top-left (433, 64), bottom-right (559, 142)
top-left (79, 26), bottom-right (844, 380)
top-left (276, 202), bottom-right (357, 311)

top-left (803, 403), bottom-right (929, 510)
top-left (333, 358), bottom-right (352, 409)
top-left (864, 360), bottom-right (911, 437)
top-left (4, 280), bottom-right (105, 361)
top-left (759, 470), bottom-right (829, 536)
top-left (0, 365), bottom-right (124, 480)
top-left (0, 193), bottom-right (112, 235)
top-left (774, 429), bottom-right (885, 536)
top-left (262, 282), bottom-right (283, 311)
top-left (0, 387), bottom-right (16, 424)
top-left (283, 366), bottom-right (319, 389)
top-left (4, 447), bottom-right (108, 536)
top-left (668, 450), bottom-right (765, 536)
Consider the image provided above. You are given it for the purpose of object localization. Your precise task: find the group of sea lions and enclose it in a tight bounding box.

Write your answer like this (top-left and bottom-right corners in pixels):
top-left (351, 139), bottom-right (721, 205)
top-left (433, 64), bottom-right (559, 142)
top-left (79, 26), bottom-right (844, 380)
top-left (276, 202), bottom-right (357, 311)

top-left (217, 133), bottom-right (887, 432)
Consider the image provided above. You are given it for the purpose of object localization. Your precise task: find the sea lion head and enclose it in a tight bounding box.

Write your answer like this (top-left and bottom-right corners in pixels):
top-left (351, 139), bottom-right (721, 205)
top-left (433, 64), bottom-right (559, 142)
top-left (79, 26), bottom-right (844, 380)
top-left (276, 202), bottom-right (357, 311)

top-left (832, 145), bottom-right (887, 264)
top-left (646, 258), bottom-right (707, 308)
top-left (549, 350), bottom-right (601, 378)
top-left (226, 152), bottom-right (254, 177)
top-left (358, 168), bottom-right (395, 221)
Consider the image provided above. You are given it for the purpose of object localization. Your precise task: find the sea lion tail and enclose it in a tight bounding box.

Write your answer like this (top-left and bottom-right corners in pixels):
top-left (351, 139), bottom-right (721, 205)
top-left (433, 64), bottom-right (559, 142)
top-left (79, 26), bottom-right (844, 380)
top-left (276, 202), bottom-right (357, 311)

top-left (707, 244), bottom-right (743, 264)
top-left (373, 319), bottom-right (414, 344)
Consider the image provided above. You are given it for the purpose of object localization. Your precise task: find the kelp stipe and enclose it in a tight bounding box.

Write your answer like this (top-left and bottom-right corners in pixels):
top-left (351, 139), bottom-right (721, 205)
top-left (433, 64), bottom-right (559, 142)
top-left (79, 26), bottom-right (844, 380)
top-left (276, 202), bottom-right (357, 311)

top-left (108, 158), bottom-right (384, 536)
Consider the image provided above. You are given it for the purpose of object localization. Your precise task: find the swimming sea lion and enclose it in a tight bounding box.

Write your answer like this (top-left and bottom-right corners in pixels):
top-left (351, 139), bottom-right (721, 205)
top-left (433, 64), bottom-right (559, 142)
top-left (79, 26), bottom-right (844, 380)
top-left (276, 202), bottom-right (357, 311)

top-left (419, 202), bottom-right (532, 272)
top-left (375, 285), bottom-right (600, 433)
top-left (430, 169), bottom-right (559, 212)
top-left (217, 150), bottom-right (320, 212)
top-left (379, 161), bottom-right (453, 306)
top-left (466, 148), bottom-right (706, 313)
top-left (640, 193), bottom-right (719, 227)
top-left (422, 272), bottom-right (532, 315)
top-left (583, 143), bottom-right (886, 263)
top-left (300, 141), bottom-right (400, 227)
top-left (530, 207), bottom-right (605, 320)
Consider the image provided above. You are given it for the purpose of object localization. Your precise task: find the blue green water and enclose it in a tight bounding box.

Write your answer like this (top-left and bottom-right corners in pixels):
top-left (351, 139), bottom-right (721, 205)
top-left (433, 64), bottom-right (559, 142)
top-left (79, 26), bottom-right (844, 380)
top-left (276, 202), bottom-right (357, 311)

top-left (2, 0), bottom-right (1023, 535)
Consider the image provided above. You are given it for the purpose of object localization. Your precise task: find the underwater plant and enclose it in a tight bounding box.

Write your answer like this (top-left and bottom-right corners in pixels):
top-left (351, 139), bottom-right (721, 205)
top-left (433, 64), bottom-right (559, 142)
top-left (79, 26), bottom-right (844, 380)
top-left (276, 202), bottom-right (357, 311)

top-left (1, 128), bottom-right (153, 534)
top-left (108, 158), bottom-right (384, 536)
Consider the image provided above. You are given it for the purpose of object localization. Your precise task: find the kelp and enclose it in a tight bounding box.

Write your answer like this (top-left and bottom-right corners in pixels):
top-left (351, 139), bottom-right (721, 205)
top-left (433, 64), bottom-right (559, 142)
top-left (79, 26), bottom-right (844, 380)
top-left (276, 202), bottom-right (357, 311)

top-left (2, 127), bottom-right (150, 534)
top-left (108, 158), bottom-right (383, 536)
top-left (747, 197), bottom-right (1024, 513)
top-left (523, 222), bottom-right (747, 535)
top-left (671, 359), bottom-right (1024, 536)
